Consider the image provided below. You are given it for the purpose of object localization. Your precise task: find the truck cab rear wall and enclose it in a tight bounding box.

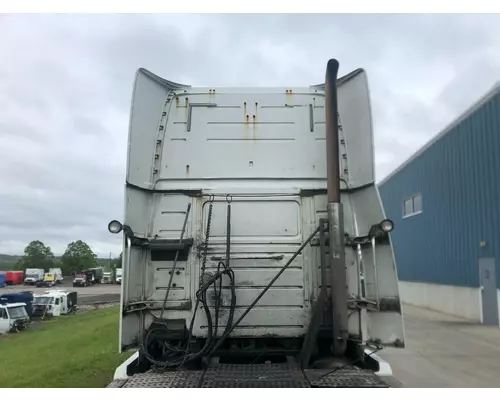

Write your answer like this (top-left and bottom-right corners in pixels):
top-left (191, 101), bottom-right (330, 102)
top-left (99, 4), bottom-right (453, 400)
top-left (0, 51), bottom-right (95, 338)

top-left (118, 67), bottom-right (405, 353)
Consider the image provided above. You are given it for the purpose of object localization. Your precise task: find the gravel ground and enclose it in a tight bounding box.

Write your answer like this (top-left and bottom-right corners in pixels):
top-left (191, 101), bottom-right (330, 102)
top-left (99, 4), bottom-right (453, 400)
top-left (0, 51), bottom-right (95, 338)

top-left (79, 293), bottom-right (120, 305)
top-left (76, 302), bottom-right (119, 312)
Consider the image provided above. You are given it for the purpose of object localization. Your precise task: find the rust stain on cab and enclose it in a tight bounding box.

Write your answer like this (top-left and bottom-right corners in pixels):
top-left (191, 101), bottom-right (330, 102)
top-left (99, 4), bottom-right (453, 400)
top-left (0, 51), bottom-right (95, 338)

top-left (243, 102), bottom-right (249, 138)
top-left (254, 101), bottom-right (261, 139)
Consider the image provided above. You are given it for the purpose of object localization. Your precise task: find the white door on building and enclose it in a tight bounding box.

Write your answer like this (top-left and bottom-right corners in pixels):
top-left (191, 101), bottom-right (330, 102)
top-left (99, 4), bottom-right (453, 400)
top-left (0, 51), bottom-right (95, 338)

top-left (479, 258), bottom-right (499, 326)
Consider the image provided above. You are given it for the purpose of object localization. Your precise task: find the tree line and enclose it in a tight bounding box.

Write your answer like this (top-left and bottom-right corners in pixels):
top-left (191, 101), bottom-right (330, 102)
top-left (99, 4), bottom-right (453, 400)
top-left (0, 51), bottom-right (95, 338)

top-left (10, 240), bottom-right (122, 276)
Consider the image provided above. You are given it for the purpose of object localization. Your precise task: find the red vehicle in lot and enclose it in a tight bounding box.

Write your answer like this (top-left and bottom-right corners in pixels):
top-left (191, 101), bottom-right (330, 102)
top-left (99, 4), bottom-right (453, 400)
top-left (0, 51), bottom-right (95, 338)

top-left (5, 271), bottom-right (24, 285)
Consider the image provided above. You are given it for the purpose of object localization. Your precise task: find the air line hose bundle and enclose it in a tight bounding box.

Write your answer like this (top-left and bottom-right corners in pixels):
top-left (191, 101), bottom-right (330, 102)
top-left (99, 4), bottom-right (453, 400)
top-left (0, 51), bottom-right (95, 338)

top-left (142, 195), bottom-right (319, 369)
top-left (142, 196), bottom-right (236, 369)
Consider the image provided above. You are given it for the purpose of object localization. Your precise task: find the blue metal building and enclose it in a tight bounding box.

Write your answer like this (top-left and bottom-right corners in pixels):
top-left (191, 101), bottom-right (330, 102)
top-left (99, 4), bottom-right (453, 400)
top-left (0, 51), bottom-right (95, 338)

top-left (378, 83), bottom-right (500, 326)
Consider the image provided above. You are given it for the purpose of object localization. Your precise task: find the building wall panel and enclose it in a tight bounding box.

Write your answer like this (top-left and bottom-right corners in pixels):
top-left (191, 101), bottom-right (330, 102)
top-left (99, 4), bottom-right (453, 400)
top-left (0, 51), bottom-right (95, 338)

top-left (379, 89), bottom-right (500, 289)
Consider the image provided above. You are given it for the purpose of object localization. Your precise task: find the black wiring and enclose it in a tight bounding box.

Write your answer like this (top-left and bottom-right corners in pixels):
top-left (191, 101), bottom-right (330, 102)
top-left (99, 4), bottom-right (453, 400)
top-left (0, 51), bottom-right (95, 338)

top-left (212, 261), bottom-right (223, 339)
top-left (141, 261), bottom-right (236, 369)
top-left (249, 350), bottom-right (267, 365)
top-left (141, 220), bottom-right (324, 369)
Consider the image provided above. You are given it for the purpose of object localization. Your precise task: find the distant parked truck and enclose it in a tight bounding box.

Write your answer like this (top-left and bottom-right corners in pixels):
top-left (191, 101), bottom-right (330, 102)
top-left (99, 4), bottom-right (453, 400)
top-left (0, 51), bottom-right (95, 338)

top-left (102, 271), bottom-right (114, 284)
top-left (32, 290), bottom-right (77, 318)
top-left (5, 271), bottom-right (24, 285)
top-left (85, 269), bottom-right (97, 284)
top-left (73, 271), bottom-right (90, 287)
top-left (49, 268), bottom-right (63, 284)
top-left (0, 291), bottom-right (34, 318)
top-left (36, 273), bottom-right (57, 288)
top-left (0, 303), bottom-right (29, 334)
top-left (115, 268), bottom-right (122, 285)
top-left (89, 267), bottom-right (103, 284)
top-left (24, 269), bottom-right (44, 285)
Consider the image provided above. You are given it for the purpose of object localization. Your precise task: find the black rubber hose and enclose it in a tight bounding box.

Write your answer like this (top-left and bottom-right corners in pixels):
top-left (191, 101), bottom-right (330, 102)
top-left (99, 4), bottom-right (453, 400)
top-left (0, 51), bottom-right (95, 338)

top-left (143, 264), bottom-right (237, 368)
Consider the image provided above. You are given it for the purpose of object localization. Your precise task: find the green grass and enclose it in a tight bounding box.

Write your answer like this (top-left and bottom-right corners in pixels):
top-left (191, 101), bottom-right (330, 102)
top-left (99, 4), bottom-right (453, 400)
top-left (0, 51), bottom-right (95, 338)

top-left (0, 306), bottom-right (131, 388)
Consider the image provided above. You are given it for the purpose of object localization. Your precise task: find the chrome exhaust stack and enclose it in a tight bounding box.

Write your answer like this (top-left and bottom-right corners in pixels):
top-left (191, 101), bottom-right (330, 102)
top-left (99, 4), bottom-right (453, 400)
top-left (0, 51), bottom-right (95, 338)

top-left (325, 59), bottom-right (348, 356)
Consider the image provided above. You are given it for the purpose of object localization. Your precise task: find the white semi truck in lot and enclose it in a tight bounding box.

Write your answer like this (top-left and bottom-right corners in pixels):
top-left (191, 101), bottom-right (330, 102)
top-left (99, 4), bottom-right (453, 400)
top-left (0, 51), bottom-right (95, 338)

top-left (32, 290), bottom-right (77, 318)
top-left (24, 268), bottom-right (44, 285)
top-left (106, 58), bottom-right (405, 388)
top-left (0, 303), bottom-right (29, 334)
top-left (103, 271), bottom-right (114, 284)
top-left (49, 268), bottom-right (63, 284)
top-left (115, 268), bottom-right (122, 284)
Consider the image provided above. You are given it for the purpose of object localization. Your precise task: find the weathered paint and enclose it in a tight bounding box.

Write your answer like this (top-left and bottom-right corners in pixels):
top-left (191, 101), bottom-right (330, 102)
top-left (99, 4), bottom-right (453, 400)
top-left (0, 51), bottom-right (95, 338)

top-left (379, 84), bottom-right (500, 289)
top-left (119, 68), bottom-right (405, 350)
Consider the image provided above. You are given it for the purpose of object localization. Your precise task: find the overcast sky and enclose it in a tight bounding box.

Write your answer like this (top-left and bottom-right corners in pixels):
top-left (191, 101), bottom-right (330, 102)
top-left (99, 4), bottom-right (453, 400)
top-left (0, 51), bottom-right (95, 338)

top-left (1, 13), bottom-right (499, 257)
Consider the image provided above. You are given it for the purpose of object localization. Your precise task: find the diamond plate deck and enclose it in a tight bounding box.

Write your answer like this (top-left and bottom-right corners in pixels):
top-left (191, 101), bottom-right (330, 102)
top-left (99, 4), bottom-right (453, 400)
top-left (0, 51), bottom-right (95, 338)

top-left (201, 363), bottom-right (310, 388)
top-left (305, 368), bottom-right (389, 388)
top-left (203, 380), bottom-right (311, 388)
top-left (118, 370), bottom-right (203, 388)
top-left (107, 379), bottom-right (127, 388)
top-left (107, 362), bottom-right (394, 388)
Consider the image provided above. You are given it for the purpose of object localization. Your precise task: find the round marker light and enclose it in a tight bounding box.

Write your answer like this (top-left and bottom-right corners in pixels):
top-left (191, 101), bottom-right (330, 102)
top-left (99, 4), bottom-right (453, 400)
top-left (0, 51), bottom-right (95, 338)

top-left (108, 220), bottom-right (123, 234)
top-left (380, 219), bottom-right (394, 233)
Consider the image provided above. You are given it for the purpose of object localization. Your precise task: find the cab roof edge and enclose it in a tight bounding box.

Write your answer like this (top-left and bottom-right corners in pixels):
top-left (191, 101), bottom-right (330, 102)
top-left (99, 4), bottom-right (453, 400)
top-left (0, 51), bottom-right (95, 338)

top-left (136, 67), bottom-right (365, 90)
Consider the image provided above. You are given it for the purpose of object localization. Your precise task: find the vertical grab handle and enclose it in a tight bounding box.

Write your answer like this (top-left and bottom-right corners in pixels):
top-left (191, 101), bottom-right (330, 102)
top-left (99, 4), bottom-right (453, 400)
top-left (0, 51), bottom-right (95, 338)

top-left (371, 237), bottom-right (380, 311)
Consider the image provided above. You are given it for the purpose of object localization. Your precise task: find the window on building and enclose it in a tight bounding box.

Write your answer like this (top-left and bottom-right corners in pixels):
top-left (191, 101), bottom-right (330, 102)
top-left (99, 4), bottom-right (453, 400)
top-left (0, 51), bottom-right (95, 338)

top-left (413, 194), bottom-right (422, 213)
top-left (404, 198), bottom-right (413, 216)
top-left (403, 194), bottom-right (422, 217)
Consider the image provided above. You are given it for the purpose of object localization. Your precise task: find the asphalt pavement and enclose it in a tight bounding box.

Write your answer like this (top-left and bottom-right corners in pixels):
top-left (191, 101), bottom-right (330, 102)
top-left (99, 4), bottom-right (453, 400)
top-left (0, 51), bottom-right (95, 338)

top-left (380, 304), bottom-right (500, 388)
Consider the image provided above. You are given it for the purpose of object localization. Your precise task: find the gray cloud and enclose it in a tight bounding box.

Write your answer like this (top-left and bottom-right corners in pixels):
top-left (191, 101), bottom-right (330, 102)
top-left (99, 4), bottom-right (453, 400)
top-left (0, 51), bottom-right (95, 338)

top-left (1, 13), bottom-right (500, 256)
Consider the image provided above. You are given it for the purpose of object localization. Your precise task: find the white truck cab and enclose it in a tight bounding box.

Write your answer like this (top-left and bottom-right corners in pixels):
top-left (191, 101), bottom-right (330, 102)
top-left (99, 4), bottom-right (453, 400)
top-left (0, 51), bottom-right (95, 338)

top-left (0, 303), bottom-right (29, 334)
top-left (24, 268), bottom-right (44, 285)
top-left (49, 268), bottom-right (63, 284)
top-left (102, 271), bottom-right (114, 284)
top-left (106, 59), bottom-right (405, 388)
top-left (33, 291), bottom-right (77, 317)
top-left (115, 268), bottom-right (122, 284)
